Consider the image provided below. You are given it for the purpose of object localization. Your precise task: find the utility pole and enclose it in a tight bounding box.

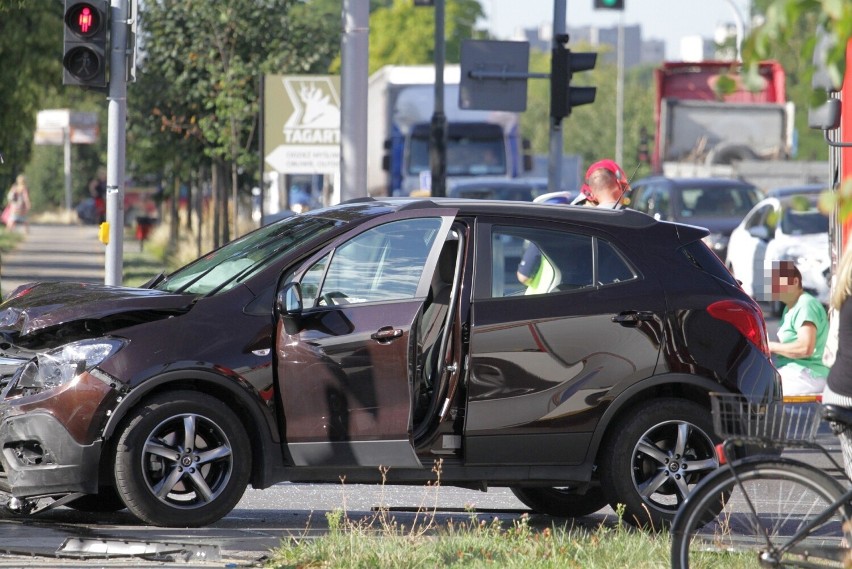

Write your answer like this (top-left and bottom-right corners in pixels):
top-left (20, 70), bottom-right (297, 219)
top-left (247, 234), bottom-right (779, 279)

top-left (547, 0), bottom-right (566, 194)
top-left (430, 0), bottom-right (448, 197)
top-left (104, 0), bottom-right (128, 286)
top-left (340, 0), bottom-right (369, 202)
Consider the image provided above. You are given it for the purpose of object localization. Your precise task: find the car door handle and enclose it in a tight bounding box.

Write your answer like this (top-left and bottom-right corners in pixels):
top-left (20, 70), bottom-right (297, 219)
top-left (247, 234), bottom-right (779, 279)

top-left (371, 327), bottom-right (403, 342)
top-left (612, 311), bottom-right (655, 326)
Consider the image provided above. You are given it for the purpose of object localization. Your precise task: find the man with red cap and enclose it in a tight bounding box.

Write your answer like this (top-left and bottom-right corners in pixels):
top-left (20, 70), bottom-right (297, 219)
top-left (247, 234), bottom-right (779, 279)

top-left (571, 159), bottom-right (630, 208)
top-left (518, 159), bottom-right (630, 292)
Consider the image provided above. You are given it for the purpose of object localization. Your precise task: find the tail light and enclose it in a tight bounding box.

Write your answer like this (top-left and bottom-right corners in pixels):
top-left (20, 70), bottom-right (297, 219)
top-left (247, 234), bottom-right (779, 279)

top-left (707, 299), bottom-right (770, 357)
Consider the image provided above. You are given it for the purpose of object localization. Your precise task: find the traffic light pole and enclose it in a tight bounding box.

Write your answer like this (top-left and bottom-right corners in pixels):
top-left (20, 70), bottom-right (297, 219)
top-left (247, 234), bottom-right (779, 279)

top-left (104, 0), bottom-right (128, 286)
top-left (547, 0), bottom-right (566, 195)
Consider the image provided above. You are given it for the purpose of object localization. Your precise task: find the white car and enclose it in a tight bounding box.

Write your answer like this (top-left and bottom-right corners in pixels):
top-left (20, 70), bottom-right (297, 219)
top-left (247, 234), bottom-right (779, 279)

top-left (726, 189), bottom-right (830, 307)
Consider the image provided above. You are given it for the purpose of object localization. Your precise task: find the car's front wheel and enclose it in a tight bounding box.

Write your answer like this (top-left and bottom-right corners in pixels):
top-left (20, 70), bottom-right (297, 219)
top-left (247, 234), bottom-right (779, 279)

top-left (599, 398), bottom-right (719, 529)
top-left (510, 486), bottom-right (608, 517)
top-left (113, 391), bottom-right (251, 527)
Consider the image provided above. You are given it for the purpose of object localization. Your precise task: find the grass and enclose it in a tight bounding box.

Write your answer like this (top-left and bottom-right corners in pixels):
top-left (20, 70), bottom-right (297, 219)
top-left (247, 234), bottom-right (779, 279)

top-left (267, 464), bottom-right (677, 568)
top-left (268, 503), bottom-right (674, 568)
top-left (0, 228), bottom-right (24, 255)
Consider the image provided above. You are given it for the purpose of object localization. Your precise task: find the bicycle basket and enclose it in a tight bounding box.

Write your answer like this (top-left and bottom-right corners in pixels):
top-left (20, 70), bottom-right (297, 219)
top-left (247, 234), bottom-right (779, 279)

top-left (710, 393), bottom-right (822, 444)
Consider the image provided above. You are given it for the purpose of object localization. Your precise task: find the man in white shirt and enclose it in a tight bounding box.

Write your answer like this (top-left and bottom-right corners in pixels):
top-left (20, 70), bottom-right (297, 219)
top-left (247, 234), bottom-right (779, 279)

top-left (571, 159), bottom-right (630, 209)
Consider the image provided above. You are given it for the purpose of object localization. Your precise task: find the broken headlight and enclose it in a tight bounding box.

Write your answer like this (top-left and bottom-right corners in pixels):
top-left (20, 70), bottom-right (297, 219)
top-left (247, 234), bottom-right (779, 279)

top-left (8, 338), bottom-right (127, 397)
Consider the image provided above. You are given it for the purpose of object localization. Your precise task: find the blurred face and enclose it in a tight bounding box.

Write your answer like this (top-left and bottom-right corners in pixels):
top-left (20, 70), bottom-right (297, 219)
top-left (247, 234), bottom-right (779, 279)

top-left (770, 268), bottom-right (799, 300)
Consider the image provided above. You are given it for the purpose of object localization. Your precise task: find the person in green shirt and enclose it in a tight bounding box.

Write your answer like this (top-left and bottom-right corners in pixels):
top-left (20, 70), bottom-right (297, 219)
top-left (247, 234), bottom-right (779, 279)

top-left (767, 260), bottom-right (830, 395)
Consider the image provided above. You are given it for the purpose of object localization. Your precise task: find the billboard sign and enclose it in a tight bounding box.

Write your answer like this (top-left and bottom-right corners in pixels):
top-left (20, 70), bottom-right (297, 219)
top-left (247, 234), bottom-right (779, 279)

top-left (264, 75), bottom-right (341, 174)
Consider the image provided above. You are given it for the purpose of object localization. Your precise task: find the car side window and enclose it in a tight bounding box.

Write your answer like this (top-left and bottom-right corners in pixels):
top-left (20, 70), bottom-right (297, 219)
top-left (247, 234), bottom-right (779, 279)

top-left (597, 240), bottom-right (637, 285)
top-left (492, 225), bottom-right (635, 298)
top-left (311, 218), bottom-right (442, 306)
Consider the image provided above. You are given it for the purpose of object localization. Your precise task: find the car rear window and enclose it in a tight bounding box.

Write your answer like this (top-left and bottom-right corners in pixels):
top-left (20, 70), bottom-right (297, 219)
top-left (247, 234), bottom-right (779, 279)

top-left (679, 240), bottom-right (739, 286)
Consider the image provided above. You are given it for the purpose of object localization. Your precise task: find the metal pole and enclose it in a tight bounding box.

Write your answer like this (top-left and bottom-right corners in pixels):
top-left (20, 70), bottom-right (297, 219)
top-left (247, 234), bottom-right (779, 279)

top-left (104, 0), bottom-right (128, 286)
top-left (63, 127), bottom-right (72, 212)
top-left (430, 0), bottom-right (447, 198)
top-left (615, 15), bottom-right (624, 166)
top-left (547, 0), bottom-right (566, 194)
top-left (340, 0), bottom-right (369, 203)
top-left (721, 0), bottom-right (745, 61)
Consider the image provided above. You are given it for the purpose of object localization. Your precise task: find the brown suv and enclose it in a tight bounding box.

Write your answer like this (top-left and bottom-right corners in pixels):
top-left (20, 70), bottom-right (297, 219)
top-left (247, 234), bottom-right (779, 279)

top-left (0, 198), bottom-right (780, 527)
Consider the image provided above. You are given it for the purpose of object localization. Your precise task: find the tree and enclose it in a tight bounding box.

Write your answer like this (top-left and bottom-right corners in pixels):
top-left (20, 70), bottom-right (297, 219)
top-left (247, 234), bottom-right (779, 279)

top-left (520, 46), bottom-right (656, 180)
top-left (366, 0), bottom-right (486, 73)
top-left (745, 0), bottom-right (852, 214)
top-left (0, 1), bottom-right (64, 198)
top-left (132, 0), bottom-right (340, 246)
top-left (746, 0), bottom-right (849, 92)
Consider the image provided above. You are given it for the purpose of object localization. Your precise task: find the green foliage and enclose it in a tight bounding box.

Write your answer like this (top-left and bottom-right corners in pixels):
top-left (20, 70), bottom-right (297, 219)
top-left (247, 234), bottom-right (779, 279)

top-left (367, 0), bottom-right (486, 73)
top-left (746, 0), bottom-right (849, 91)
top-left (744, 1), bottom-right (835, 160)
top-left (0, 1), bottom-right (63, 198)
top-left (521, 47), bottom-right (656, 177)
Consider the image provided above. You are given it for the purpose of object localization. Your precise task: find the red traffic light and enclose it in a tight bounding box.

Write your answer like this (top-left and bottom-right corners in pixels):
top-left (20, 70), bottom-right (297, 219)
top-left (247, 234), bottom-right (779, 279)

top-left (65, 2), bottom-right (103, 38)
top-left (63, 0), bottom-right (108, 88)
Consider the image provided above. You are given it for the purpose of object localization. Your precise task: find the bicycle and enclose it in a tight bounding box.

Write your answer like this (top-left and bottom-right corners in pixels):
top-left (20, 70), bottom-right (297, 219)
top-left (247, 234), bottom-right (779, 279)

top-left (670, 392), bottom-right (852, 568)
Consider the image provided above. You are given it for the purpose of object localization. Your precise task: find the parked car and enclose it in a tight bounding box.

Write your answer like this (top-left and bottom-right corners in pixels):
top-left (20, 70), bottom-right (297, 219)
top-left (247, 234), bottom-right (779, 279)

top-left (0, 198), bottom-right (779, 529)
top-left (726, 188), bottom-right (830, 308)
top-left (628, 176), bottom-right (761, 261)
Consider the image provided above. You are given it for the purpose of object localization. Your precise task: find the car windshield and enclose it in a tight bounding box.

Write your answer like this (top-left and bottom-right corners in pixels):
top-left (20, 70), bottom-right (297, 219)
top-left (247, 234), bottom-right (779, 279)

top-left (680, 185), bottom-right (758, 218)
top-left (780, 201), bottom-right (829, 235)
top-left (408, 136), bottom-right (507, 176)
top-left (154, 215), bottom-right (341, 296)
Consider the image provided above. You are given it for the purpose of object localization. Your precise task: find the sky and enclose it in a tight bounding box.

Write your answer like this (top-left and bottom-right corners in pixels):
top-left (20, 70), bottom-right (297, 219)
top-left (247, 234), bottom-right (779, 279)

top-left (481, 0), bottom-right (752, 60)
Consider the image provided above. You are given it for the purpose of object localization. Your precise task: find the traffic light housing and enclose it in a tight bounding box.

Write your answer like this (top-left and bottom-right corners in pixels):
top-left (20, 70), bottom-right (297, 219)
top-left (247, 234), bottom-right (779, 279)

top-left (550, 41), bottom-right (597, 120)
top-left (594, 0), bottom-right (625, 9)
top-left (63, 0), bottom-right (108, 88)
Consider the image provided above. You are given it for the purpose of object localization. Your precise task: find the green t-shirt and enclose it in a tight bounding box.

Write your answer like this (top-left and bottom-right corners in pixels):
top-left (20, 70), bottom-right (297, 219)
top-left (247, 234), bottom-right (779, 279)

top-left (776, 292), bottom-right (830, 377)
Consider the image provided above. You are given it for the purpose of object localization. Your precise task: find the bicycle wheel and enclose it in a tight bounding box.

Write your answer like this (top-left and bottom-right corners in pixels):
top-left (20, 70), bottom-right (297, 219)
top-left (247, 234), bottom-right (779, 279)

top-left (671, 457), bottom-right (852, 568)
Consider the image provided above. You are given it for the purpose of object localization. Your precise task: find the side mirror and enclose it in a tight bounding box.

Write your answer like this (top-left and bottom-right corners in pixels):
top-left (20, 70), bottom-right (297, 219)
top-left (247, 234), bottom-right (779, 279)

top-left (275, 282), bottom-right (303, 334)
top-left (809, 98), bottom-right (841, 130)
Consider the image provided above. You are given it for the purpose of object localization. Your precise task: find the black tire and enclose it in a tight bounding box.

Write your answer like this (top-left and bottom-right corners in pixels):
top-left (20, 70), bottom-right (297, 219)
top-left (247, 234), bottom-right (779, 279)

top-left (510, 486), bottom-right (608, 517)
top-left (600, 398), bottom-right (719, 529)
top-left (671, 457), bottom-right (852, 568)
top-left (65, 486), bottom-right (126, 513)
top-left (113, 391), bottom-right (251, 527)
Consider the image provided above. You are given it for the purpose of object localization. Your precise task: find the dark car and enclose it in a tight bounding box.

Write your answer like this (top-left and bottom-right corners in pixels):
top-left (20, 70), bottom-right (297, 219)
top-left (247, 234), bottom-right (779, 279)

top-left (629, 176), bottom-right (761, 260)
top-left (447, 178), bottom-right (550, 202)
top-left (0, 198), bottom-right (779, 529)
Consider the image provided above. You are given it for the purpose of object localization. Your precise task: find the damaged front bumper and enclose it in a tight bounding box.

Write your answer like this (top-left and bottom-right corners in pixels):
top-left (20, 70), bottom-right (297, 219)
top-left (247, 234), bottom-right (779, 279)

top-left (0, 349), bottom-right (124, 500)
top-left (0, 410), bottom-right (101, 497)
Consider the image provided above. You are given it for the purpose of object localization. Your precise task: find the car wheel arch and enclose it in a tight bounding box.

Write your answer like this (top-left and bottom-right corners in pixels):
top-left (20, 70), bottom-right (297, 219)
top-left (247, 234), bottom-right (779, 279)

top-left (100, 370), bottom-right (283, 489)
top-left (586, 374), bottom-right (724, 465)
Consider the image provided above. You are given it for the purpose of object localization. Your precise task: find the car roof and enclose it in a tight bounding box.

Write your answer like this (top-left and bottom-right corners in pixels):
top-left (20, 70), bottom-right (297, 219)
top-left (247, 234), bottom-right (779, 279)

top-left (314, 196), bottom-right (694, 233)
top-left (765, 184), bottom-right (826, 198)
top-left (633, 176), bottom-right (756, 189)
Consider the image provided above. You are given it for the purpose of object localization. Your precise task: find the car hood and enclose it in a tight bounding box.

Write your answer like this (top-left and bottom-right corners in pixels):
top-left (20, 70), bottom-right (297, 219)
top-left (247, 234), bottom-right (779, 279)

top-left (0, 282), bottom-right (195, 336)
top-left (775, 232), bottom-right (829, 255)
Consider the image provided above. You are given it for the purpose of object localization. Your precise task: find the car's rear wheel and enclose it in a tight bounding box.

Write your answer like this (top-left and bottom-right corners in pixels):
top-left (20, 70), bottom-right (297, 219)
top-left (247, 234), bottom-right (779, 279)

top-left (599, 398), bottom-right (719, 529)
top-left (113, 391), bottom-right (251, 527)
top-left (510, 486), bottom-right (608, 517)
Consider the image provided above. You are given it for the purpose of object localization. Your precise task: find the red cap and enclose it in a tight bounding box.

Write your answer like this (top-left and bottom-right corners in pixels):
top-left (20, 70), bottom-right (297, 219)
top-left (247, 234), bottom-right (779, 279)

top-left (580, 159), bottom-right (628, 200)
